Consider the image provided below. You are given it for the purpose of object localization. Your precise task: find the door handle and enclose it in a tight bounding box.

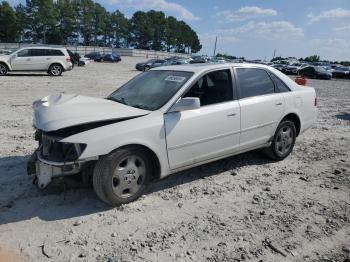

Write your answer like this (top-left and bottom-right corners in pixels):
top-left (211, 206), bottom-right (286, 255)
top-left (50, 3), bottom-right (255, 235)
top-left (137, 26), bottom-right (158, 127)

top-left (46, 58), bottom-right (50, 60)
top-left (227, 113), bottom-right (237, 117)
top-left (275, 102), bottom-right (283, 106)
top-left (26, 58), bottom-right (31, 61)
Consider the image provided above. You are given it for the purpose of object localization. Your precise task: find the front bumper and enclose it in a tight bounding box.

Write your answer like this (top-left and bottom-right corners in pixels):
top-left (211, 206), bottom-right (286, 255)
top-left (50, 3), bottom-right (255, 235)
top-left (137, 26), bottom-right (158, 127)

top-left (27, 150), bottom-right (87, 189)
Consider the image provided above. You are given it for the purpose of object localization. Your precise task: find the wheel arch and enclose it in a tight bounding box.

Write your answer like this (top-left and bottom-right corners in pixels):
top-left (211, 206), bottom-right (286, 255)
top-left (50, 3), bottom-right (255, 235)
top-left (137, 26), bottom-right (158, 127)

top-left (281, 112), bottom-right (301, 136)
top-left (48, 62), bottom-right (65, 71)
top-left (0, 61), bottom-right (11, 71)
top-left (108, 144), bottom-right (162, 181)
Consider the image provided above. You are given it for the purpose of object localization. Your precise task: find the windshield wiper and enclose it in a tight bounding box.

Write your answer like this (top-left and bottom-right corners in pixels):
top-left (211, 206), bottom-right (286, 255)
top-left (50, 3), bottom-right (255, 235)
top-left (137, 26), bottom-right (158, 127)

top-left (131, 104), bottom-right (153, 111)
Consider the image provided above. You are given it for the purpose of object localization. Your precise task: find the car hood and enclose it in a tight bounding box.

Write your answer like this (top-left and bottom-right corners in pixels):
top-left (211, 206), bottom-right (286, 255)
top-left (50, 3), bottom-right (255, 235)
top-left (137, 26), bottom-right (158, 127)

top-left (33, 94), bottom-right (151, 132)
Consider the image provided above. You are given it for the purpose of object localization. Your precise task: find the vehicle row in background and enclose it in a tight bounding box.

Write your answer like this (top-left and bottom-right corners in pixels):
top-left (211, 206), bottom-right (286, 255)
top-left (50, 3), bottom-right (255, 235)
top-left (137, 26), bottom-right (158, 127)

top-left (84, 51), bottom-right (121, 63)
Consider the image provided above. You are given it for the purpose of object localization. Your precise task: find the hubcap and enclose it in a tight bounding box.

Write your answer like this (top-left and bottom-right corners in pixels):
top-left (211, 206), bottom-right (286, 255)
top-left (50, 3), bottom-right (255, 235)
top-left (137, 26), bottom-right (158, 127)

top-left (275, 126), bottom-right (293, 156)
top-left (112, 155), bottom-right (146, 198)
top-left (0, 65), bottom-right (7, 75)
top-left (51, 66), bottom-right (61, 75)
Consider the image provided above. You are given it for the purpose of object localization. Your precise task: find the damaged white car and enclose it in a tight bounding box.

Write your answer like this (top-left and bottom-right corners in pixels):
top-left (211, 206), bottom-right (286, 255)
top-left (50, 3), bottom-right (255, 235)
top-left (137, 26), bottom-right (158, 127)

top-left (28, 63), bottom-right (317, 206)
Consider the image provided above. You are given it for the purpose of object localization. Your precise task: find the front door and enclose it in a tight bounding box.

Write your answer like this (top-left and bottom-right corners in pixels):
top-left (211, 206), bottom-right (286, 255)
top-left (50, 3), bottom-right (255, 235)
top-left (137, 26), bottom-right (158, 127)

top-left (164, 69), bottom-right (241, 170)
top-left (10, 49), bottom-right (32, 70)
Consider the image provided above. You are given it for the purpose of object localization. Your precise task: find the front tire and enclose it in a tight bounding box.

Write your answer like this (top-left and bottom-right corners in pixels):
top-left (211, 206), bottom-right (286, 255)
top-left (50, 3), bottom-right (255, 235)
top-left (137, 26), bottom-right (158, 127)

top-left (48, 64), bottom-right (63, 76)
top-left (265, 120), bottom-right (296, 160)
top-left (93, 146), bottom-right (152, 206)
top-left (0, 63), bottom-right (8, 76)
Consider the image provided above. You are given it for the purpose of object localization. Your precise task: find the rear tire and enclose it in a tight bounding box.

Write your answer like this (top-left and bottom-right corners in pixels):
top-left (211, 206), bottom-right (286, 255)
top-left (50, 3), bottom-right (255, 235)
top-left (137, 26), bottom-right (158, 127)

top-left (93, 146), bottom-right (152, 206)
top-left (265, 120), bottom-right (296, 160)
top-left (0, 63), bottom-right (8, 76)
top-left (48, 64), bottom-right (63, 76)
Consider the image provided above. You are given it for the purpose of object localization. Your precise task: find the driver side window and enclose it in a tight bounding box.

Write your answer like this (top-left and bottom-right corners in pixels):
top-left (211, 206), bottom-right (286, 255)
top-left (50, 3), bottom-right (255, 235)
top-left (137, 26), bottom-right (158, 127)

top-left (17, 49), bottom-right (30, 57)
top-left (184, 69), bottom-right (233, 106)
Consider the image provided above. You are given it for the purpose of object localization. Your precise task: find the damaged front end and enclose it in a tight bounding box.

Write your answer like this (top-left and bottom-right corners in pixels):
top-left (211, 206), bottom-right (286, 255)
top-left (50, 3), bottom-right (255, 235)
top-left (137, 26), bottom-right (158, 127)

top-left (27, 129), bottom-right (95, 189)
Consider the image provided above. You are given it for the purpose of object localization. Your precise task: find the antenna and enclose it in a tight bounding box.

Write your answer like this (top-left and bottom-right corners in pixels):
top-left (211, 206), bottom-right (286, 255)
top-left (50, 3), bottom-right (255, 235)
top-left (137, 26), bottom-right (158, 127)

top-left (213, 36), bottom-right (218, 57)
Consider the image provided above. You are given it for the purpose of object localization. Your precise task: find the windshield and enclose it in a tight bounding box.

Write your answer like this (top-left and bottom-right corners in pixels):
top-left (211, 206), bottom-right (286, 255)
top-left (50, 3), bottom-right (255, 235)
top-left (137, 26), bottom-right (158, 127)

top-left (107, 70), bottom-right (193, 111)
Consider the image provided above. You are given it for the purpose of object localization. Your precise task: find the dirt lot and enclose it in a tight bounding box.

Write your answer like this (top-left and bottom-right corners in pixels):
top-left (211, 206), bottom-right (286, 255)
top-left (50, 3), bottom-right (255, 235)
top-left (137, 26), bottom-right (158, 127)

top-left (0, 58), bottom-right (349, 262)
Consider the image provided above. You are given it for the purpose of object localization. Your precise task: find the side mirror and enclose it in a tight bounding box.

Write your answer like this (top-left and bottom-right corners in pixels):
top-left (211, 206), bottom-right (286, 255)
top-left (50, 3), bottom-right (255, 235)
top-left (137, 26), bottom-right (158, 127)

top-left (169, 97), bottom-right (200, 112)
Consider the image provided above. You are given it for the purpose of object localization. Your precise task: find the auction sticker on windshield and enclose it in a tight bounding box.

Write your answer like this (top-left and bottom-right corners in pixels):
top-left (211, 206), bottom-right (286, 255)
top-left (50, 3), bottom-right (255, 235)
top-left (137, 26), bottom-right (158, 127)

top-left (165, 76), bottom-right (186, 82)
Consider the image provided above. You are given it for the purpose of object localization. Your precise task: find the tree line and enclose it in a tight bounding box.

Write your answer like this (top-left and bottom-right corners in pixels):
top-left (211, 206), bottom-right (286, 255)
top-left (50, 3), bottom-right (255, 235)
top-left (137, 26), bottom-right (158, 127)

top-left (0, 0), bottom-right (202, 53)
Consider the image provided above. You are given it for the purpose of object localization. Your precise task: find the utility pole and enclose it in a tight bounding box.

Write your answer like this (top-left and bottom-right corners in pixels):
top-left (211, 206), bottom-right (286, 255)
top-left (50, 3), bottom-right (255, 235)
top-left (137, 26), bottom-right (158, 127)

top-left (213, 36), bottom-right (218, 57)
top-left (273, 49), bottom-right (277, 59)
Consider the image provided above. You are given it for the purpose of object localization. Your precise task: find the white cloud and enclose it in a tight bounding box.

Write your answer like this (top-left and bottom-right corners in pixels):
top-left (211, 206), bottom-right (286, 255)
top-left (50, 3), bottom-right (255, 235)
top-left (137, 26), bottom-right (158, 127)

top-left (200, 33), bottom-right (240, 46)
top-left (217, 21), bottom-right (303, 39)
top-left (107, 0), bottom-right (199, 21)
top-left (308, 8), bottom-right (350, 22)
top-left (217, 6), bottom-right (277, 22)
top-left (310, 38), bottom-right (350, 49)
top-left (335, 24), bottom-right (350, 31)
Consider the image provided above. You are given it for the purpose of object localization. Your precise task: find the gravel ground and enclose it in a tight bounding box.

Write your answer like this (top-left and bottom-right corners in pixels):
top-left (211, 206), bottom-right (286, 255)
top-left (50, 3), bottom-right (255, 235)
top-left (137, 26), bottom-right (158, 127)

top-left (0, 57), bottom-right (349, 262)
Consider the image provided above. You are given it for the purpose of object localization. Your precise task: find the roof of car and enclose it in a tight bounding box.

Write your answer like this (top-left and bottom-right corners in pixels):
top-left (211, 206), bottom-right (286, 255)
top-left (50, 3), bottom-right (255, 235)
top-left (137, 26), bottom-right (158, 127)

top-left (151, 62), bottom-right (274, 74)
top-left (20, 46), bottom-right (65, 50)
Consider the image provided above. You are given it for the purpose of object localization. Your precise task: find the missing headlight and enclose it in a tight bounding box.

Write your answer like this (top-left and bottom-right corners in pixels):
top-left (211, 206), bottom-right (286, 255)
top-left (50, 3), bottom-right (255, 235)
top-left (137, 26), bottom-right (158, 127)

top-left (41, 133), bottom-right (86, 162)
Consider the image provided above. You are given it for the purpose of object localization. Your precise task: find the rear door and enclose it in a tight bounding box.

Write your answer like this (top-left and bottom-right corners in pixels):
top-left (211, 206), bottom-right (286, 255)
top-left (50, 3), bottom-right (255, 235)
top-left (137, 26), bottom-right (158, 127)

top-left (235, 67), bottom-right (286, 150)
top-left (29, 49), bottom-right (49, 70)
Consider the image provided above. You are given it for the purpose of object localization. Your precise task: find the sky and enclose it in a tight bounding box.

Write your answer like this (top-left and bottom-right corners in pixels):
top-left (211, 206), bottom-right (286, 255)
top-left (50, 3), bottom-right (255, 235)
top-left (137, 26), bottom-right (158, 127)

top-left (8, 0), bottom-right (350, 61)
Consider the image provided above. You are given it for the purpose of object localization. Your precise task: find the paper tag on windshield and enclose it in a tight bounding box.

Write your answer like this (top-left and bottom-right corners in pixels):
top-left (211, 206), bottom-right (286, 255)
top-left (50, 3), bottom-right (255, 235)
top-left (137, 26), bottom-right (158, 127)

top-left (165, 76), bottom-right (186, 83)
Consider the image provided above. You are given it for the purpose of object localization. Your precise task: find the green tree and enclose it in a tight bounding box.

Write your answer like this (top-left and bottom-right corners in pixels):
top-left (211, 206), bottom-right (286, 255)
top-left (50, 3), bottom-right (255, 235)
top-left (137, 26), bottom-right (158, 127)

top-left (0, 1), bottom-right (19, 42)
top-left (110, 10), bottom-right (129, 47)
top-left (129, 11), bottom-right (153, 49)
top-left (55, 0), bottom-right (78, 44)
top-left (304, 55), bottom-right (320, 62)
top-left (25, 0), bottom-right (57, 43)
top-left (77, 0), bottom-right (95, 45)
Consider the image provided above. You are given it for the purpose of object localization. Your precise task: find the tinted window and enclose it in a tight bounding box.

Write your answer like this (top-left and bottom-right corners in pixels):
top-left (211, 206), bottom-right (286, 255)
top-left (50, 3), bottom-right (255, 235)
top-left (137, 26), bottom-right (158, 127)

top-left (184, 69), bottom-right (233, 106)
top-left (269, 73), bottom-right (290, 93)
top-left (17, 49), bottom-right (30, 57)
top-left (48, 49), bottom-right (64, 56)
top-left (236, 68), bottom-right (275, 99)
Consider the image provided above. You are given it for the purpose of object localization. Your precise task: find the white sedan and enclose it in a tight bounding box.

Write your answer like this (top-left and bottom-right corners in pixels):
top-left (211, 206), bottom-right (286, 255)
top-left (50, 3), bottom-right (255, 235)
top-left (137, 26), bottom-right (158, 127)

top-left (28, 63), bottom-right (317, 206)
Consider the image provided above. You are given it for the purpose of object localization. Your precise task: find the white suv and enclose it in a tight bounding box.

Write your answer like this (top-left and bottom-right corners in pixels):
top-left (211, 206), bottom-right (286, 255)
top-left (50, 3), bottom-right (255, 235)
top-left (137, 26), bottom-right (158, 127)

top-left (0, 47), bottom-right (73, 76)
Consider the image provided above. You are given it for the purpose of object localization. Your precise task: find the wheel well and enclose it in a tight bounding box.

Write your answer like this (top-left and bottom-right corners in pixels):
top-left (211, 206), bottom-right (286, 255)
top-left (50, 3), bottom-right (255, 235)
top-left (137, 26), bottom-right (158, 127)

top-left (0, 62), bottom-right (9, 70)
top-left (116, 144), bottom-right (161, 181)
top-left (49, 63), bottom-right (64, 71)
top-left (282, 113), bottom-right (301, 136)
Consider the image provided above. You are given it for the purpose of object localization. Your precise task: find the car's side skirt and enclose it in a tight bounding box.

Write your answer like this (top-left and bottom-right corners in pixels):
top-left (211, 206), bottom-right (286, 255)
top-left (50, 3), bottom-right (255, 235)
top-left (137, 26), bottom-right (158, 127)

top-left (163, 142), bottom-right (271, 177)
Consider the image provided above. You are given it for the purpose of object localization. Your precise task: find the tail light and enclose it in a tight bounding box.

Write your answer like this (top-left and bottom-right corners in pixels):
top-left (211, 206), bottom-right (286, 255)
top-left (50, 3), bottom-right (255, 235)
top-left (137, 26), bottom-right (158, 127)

top-left (314, 97), bottom-right (318, 107)
top-left (66, 57), bottom-right (71, 63)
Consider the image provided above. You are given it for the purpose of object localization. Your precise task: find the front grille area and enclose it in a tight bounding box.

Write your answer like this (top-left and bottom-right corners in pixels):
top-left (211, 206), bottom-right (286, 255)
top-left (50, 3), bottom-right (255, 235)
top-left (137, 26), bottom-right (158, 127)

top-left (38, 131), bottom-right (85, 162)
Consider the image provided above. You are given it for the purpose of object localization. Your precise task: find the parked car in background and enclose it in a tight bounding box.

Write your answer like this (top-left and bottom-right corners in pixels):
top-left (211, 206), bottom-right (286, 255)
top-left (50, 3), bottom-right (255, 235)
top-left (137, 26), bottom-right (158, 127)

top-left (0, 49), bottom-right (13, 56)
top-left (298, 66), bottom-right (332, 80)
top-left (28, 63), bottom-right (317, 206)
top-left (271, 64), bottom-right (286, 72)
top-left (0, 47), bottom-right (72, 76)
top-left (135, 59), bottom-right (169, 71)
top-left (284, 63), bottom-right (309, 75)
top-left (84, 52), bottom-right (101, 60)
top-left (190, 56), bottom-right (209, 64)
top-left (332, 67), bottom-right (350, 78)
top-left (94, 53), bottom-right (121, 63)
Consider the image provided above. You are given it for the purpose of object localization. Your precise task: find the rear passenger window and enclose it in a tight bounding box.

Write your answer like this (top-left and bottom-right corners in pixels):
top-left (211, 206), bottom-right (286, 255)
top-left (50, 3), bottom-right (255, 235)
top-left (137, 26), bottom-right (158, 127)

top-left (184, 69), bottom-right (233, 106)
top-left (236, 68), bottom-right (275, 99)
top-left (48, 49), bottom-right (64, 56)
top-left (29, 49), bottom-right (47, 56)
top-left (269, 73), bottom-right (290, 93)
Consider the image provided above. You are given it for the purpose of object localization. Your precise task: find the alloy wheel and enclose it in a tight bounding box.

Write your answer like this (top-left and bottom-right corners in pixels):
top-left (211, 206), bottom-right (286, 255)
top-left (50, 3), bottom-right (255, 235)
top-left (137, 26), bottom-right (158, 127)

top-left (111, 155), bottom-right (146, 198)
